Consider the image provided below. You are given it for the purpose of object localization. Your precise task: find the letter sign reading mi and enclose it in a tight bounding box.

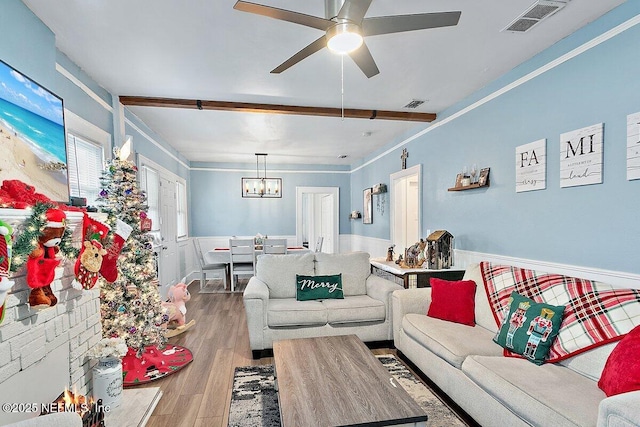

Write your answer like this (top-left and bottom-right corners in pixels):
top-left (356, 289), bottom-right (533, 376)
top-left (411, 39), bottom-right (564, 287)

top-left (560, 123), bottom-right (603, 188)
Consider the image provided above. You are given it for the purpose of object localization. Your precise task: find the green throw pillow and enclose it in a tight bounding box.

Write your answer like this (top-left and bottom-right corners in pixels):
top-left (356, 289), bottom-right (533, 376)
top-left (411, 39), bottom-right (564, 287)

top-left (494, 291), bottom-right (565, 365)
top-left (296, 274), bottom-right (344, 301)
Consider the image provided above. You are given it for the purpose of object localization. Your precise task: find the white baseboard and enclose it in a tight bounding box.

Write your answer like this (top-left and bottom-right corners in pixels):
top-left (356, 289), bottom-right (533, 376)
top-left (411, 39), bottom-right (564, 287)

top-left (455, 249), bottom-right (640, 289)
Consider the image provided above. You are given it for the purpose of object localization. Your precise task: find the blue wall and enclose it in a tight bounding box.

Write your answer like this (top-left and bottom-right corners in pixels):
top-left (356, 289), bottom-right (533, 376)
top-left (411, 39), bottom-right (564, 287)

top-left (351, 2), bottom-right (640, 274)
top-left (190, 163), bottom-right (350, 236)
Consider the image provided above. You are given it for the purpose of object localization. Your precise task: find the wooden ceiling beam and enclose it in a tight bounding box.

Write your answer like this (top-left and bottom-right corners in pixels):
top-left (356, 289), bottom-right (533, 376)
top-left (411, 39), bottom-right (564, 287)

top-left (119, 96), bottom-right (436, 123)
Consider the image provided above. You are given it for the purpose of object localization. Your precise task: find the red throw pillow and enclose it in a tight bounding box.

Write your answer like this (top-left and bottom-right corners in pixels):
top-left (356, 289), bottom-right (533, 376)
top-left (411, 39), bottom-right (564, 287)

top-left (427, 278), bottom-right (476, 327)
top-left (598, 324), bottom-right (640, 396)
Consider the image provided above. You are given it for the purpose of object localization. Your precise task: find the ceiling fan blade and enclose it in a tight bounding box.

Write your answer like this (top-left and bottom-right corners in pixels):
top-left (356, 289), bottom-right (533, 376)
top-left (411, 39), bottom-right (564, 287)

top-left (362, 11), bottom-right (461, 36)
top-left (337, 0), bottom-right (373, 24)
top-left (234, 1), bottom-right (333, 31)
top-left (271, 35), bottom-right (328, 74)
top-left (348, 42), bottom-right (379, 78)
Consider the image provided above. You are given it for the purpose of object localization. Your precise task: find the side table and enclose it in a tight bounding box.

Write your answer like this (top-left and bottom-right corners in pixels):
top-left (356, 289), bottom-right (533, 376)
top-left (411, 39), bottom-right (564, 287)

top-left (370, 258), bottom-right (465, 289)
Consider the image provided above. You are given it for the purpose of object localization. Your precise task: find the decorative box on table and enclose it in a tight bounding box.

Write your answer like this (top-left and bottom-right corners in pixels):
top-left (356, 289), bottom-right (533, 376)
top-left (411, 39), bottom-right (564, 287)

top-left (426, 230), bottom-right (454, 270)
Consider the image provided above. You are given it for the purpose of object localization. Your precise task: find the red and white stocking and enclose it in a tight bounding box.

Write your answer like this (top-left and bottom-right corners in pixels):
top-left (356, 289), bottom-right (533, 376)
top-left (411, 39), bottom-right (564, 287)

top-left (73, 214), bottom-right (109, 290)
top-left (100, 219), bottom-right (133, 283)
top-left (0, 221), bottom-right (14, 323)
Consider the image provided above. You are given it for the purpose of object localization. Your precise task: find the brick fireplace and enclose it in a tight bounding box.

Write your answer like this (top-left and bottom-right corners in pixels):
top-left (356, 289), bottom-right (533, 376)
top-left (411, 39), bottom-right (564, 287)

top-left (0, 209), bottom-right (102, 425)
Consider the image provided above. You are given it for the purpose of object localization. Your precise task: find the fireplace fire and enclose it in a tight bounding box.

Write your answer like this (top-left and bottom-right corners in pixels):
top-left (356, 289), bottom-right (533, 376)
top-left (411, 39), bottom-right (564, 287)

top-left (41, 388), bottom-right (105, 427)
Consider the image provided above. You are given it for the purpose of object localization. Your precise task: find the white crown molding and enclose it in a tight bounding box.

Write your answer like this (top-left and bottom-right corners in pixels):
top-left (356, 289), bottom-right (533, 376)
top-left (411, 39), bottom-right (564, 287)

top-left (190, 166), bottom-right (349, 174)
top-left (124, 117), bottom-right (190, 170)
top-left (350, 12), bottom-right (640, 174)
top-left (55, 63), bottom-right (112, 112)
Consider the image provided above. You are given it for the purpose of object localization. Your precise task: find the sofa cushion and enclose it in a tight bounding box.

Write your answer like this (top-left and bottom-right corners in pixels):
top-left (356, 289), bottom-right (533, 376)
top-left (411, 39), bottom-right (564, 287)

top-left (315, 252), bottom-right (369, 296)
top-left (462, 263), bottom-right (496, 332)
top-left (296, 274), bottom-right (344, 301)
top-left (598, 324), bottom-right (640, 396)
top-left (494, 292), bottom-right (565, 365)
top-left (427, 278), bottom-right (476, 326)
top-left (321, 295), bottom-right (386, 324)
top-left (463, 355), bottom-right (605, 427)
top-left (267, 298), bottom-right (327, 327)
top-left (402, 313), bottom-right (503, 369)
top-left (257, 253), bottom-right (315, 299)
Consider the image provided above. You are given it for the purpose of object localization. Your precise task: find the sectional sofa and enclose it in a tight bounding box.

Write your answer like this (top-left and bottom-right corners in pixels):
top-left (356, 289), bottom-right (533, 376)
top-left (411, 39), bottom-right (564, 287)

top-left (243, 251), bottom-right (403, 358)
top-left (392, 262), bottom-right (640, 427)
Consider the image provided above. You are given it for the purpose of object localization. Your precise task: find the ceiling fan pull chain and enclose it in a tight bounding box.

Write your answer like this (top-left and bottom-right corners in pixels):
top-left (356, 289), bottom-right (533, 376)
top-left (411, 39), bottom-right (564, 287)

top-left (341, 55), bottom-right (344, 121)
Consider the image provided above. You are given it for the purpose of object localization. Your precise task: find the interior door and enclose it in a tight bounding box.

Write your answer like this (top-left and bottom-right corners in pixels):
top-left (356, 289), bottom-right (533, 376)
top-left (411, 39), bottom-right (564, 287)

top-left (390, 165), bottom-right (421, 255)
top-left (320, 194), bottom-right (334, 253)
top-left (159, 176), bottom-right (179, 293)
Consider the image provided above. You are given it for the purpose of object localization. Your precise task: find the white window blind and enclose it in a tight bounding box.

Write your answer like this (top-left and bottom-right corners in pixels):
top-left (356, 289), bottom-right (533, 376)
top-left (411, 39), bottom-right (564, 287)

top-left (66, 133), bottom-right (104, 207)
top-left (176, 180), bottom-right (187, 238)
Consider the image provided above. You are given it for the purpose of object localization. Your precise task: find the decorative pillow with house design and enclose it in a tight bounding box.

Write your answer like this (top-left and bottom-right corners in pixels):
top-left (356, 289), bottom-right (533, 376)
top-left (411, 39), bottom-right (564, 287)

top-left (296, 274), bottom-right (343, 301)
top-left (494, 291), bottom-right (566, 365)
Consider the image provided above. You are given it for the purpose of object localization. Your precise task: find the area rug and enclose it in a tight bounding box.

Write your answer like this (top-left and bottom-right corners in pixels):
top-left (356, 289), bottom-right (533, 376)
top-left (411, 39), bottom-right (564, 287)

top-left (228, 354), bottom-right (467, 427)
top-left (122, 344), bottom-right (193, 387)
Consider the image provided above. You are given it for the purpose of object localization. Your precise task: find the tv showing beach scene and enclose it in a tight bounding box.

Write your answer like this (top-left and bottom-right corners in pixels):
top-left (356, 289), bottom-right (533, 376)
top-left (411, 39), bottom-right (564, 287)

top-left (0, 59), bottom-right (69, 203)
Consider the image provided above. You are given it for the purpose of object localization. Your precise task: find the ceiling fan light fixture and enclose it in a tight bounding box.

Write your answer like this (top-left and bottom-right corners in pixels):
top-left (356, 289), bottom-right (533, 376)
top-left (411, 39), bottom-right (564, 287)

top-left (326, 22), bottom-right (363, 54)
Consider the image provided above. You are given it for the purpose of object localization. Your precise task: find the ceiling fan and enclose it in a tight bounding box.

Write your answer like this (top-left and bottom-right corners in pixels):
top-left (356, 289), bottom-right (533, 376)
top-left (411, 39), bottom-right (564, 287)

top-left (234, 0), bottom-right (461, 78)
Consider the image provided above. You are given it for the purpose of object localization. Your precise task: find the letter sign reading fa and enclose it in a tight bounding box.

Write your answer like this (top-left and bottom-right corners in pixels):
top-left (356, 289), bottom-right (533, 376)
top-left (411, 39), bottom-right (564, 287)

top-left (560, 123), bottom-right (603, 188)
top-left (516, 139), bottom-right (546, 193)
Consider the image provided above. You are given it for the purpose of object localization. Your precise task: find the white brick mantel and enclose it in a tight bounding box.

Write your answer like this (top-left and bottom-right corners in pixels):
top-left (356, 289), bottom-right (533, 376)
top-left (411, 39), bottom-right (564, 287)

top-left (0, 209), bottom-right (102, 424)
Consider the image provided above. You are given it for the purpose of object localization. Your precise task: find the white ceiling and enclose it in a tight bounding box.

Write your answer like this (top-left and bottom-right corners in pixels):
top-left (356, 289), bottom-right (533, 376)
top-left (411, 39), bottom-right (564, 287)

top-left (23, 0), bottom-right (626, 165)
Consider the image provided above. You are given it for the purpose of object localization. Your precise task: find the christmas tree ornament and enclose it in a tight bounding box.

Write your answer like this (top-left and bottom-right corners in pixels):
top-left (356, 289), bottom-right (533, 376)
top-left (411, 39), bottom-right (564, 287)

top-left (26, 208), bottom-right (66, 309)
top-left (99, 219), bottom-right (133, 283)
top-left (73, 214), bottom-right (110, 290)
top-left (0, 220), bottom-right (15, 324)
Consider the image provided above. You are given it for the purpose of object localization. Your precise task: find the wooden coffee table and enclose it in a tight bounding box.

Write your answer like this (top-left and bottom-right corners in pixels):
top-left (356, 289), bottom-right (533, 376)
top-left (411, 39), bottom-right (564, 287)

top-left (273, 335), bottom-right (428, 427)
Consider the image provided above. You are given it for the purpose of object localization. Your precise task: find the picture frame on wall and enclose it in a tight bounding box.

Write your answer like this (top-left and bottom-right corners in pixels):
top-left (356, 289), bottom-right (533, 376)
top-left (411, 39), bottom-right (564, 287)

top-left (363, 187), bottom-right (373, 224)
top-left (478, 167), bottom-right (490, 187)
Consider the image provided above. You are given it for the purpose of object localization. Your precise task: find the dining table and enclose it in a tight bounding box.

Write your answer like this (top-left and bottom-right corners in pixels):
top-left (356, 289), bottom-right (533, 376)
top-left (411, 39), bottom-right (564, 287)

top-left (206, 246), bottom-right (312, 290)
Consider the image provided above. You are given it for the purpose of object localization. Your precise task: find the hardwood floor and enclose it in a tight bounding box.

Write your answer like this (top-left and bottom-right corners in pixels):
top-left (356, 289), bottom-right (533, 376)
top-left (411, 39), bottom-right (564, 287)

top-left (141, 281), bottom-right (397, 427)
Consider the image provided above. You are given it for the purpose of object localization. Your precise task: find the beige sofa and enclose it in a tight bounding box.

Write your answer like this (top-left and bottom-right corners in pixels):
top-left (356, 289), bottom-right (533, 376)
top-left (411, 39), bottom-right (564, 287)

top-left (392, 263), bottom-right (640, 427)
top-left (243, 251), bottom-right (403, 358)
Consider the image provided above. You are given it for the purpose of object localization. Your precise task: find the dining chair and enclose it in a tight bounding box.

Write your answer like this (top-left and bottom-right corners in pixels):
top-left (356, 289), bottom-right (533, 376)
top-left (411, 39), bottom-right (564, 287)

top-left (193, 238), bottom-right (227, 291)
top-left (314, 236), bottom-right (324, 253)
top-left (229, 238), bottom-right (256, 292)
top-left (262, 238), bottom-right (287, 254)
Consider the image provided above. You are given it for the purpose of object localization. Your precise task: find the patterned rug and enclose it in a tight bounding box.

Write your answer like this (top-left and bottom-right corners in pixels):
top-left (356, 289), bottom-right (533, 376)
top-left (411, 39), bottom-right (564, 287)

top-left (228, 354), bottom-right (467, 427)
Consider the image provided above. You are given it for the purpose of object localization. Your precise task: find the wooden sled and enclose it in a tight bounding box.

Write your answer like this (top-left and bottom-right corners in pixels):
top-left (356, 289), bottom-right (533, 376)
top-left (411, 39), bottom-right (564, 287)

top-left (165, 319), bottom-right (196, 338)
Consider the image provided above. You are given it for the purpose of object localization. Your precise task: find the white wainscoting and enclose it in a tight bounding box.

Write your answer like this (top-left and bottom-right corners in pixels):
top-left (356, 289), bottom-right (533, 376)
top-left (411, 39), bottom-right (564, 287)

top-left (454, 249), bottom-right (640, 289)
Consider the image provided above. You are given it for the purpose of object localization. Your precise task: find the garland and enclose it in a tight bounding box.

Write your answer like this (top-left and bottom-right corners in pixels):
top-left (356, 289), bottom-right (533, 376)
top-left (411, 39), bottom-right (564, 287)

top-left (10, 202), bottom-right (79, 272)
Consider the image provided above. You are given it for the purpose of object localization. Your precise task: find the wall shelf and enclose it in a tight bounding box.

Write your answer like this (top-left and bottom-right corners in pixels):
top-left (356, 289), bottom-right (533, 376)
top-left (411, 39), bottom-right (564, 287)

top-left (448, 183), bottom-right (490, 192)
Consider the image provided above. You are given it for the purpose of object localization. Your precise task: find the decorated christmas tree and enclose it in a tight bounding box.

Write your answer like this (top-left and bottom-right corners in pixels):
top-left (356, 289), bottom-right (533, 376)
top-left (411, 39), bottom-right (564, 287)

top-left (97, 148), bottom-right (166, 355)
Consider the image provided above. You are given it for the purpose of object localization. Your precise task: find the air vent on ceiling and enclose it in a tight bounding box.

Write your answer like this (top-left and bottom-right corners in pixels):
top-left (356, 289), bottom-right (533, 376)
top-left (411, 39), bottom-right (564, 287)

top-left (403, 99), bottom-right (426, 109)
top-left (502, 0), bottom-right (569, 33)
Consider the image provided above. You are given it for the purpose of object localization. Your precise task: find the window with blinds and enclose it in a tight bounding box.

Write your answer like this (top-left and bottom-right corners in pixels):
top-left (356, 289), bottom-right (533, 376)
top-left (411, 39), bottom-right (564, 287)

top-left (142, 166), bottom-right (161, 232)
top-left (176, 180), bottom-right (187, 238)
top-left (66, 133), bottom-right (104, 207)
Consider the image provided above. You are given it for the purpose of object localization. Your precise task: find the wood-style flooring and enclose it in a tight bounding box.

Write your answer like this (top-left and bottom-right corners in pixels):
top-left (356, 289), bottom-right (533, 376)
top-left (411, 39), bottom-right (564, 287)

top-left (141, 281), bottom-right (399, 427)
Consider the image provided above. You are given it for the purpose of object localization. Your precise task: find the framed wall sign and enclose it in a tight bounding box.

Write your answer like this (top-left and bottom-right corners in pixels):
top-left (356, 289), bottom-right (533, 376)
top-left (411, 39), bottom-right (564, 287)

top-left (516, 139), bottom-right (546, 192)
top-left (363, 188), bottom-right (373, 224)
top-left (627, 112), bottom-right (640, 181)
top-left (560, 123), bottom-right (603, 188)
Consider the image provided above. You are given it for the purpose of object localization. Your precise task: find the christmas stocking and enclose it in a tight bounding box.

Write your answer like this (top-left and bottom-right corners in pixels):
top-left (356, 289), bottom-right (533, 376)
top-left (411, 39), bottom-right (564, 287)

top-left (100, 219), bottom-right (133, 283)
top-left (73, 214), bottom-right (110, 290)
top-left (0, 220), bottom-right (14, 324)
top-left (27, 255), bottom-right (60, 309)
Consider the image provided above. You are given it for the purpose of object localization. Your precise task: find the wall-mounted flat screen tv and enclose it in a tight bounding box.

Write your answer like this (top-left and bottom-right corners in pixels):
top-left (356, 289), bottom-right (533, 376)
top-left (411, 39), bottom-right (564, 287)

top-left (0, 59), bottom-right (69, 203)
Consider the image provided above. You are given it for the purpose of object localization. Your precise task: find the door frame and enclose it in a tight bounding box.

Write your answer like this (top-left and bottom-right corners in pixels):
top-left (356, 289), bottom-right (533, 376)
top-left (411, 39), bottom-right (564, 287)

top-left (296, 186), bottom-right (339, 253)
top-left (137, 154), bottom-right (182, 296)
top-left (390, 164), bottom-right (422, 252)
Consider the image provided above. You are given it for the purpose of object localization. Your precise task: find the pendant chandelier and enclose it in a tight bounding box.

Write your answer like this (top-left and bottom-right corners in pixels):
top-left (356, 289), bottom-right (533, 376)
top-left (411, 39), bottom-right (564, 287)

top-left (242, 153), bottom-right (282, 198)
